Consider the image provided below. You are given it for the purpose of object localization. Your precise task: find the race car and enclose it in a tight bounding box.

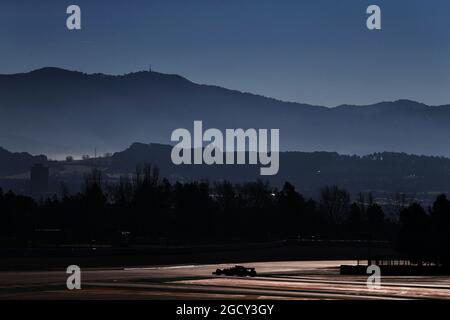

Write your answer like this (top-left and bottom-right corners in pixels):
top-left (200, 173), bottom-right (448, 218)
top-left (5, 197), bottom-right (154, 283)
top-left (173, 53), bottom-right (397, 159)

top-left (212, 265), bottom-right (257, 277)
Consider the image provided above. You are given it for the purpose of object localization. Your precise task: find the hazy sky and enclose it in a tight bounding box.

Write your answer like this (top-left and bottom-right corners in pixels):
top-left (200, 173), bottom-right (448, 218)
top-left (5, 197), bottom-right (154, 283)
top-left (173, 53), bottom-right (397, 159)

top-left (1, 0), bottom-right (449, 106)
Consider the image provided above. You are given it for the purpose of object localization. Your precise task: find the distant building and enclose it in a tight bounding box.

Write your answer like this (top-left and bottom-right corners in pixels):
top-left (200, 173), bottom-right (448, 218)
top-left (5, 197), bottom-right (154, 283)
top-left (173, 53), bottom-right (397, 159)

top-left (30, 164), bottom-right (49, 194)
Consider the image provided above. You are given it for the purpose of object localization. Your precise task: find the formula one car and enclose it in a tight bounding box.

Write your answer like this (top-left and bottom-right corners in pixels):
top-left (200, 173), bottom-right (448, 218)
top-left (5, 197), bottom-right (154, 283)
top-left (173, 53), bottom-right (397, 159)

top-left (212, 265), bottom-right (257, 277)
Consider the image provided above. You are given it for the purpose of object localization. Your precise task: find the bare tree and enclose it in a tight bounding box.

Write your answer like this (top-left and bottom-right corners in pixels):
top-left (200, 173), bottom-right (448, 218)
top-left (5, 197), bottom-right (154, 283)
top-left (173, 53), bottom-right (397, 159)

top-left (320, 185), bottom-right (350, 224)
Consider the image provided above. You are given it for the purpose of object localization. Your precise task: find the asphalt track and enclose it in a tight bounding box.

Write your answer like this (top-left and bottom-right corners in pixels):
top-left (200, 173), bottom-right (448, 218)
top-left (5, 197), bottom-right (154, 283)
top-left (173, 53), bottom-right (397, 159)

top-left (1, 260), bottom-right (450, 299)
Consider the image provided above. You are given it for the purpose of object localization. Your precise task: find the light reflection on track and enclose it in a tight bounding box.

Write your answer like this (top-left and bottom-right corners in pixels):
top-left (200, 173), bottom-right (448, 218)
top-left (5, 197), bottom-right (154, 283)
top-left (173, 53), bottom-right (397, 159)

top-left (1, 260), bottom-right (450, 299)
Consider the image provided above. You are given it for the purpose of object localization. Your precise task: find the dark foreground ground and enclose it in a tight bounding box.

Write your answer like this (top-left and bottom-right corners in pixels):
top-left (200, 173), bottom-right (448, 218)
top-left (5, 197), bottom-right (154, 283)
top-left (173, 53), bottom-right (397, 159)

top-left (0, 240), bottom-right (392, 271)
top-left (1, 260), bottom-right (450, 300)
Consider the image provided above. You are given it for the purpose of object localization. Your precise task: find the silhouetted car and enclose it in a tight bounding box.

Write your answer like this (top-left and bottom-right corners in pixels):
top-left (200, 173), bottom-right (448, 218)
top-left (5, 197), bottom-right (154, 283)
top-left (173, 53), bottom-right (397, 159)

top-left (213, 265), bottom-right (257, 277)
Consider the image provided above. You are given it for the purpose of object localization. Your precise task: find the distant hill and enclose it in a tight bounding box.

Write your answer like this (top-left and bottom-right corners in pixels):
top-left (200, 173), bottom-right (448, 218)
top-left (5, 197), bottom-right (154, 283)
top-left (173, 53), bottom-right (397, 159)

top-left (1, 67), bottom-right (450, 158)
top-left (0, 147), bottom-right (47, 177)
top-left (2, 142), bottom-right (450, 198)
top-left (109, 143), bottom-right (450, 197)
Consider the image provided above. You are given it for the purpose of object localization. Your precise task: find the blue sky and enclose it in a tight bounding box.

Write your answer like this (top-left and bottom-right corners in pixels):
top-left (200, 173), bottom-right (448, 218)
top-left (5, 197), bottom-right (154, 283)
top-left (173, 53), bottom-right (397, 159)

top-left (1, 0), bottom-right (449, 106)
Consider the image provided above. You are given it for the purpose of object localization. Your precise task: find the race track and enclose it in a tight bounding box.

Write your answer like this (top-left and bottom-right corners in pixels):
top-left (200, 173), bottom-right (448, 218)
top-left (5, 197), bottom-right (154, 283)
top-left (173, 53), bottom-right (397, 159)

top-left (1, 261), bottom-right (450, 299)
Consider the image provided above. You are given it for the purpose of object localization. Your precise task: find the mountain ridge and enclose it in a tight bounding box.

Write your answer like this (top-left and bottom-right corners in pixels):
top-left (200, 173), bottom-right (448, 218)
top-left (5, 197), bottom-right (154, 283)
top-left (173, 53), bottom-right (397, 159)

top-left (1, 67), bottom-right (450, 158)
top-left (108, 142), bottom-right (450, 197)
top-left (2, 68), bottom-right (443, 110)
top-left (0, 147), bottom-right (47, 177)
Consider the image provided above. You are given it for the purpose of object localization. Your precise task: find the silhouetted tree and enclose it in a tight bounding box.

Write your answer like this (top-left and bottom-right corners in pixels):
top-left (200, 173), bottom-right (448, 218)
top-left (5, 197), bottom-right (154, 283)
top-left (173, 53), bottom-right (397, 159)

top-left (430, 194), bottom-right (450, 264)
top-left (80, 169), bottom-right (107, 241)
top-left (319, 185), bottom-right (350, 225)
top-left (345, 203), bottom-right (363, 235)
top-left (367, 203), bottom-right (384, 234)
top-left (276, 182), bottom-right (306, 237)
top-left (3, 168), bottom-right (449, 254)
top-left (398, 203), bottom-right (431, 262)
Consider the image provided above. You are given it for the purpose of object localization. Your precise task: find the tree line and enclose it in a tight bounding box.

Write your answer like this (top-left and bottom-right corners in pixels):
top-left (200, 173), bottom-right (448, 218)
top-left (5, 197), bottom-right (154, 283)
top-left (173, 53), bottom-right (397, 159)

top-left (0, 165), bottom-right (449, 265)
